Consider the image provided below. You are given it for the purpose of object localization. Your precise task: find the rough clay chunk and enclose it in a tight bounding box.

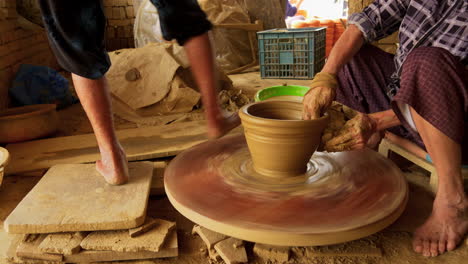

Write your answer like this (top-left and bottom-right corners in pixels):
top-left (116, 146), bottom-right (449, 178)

top-left (38, 232), bottom-right (86, 255)
top-left (214, 237), bottom-right (247, 264)
top-left (80, 219), bottom-right (175, 253)
top-left (192, 225), bottom-right (228, 249)
top-left (253, 243), bottom-right (290, 263)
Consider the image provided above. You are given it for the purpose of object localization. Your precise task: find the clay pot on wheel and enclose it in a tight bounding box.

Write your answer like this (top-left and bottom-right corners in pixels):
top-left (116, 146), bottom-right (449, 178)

top-left (239, 101), bottom-right (329, 177)
top-left (0, 104), bottom-right (59, 144)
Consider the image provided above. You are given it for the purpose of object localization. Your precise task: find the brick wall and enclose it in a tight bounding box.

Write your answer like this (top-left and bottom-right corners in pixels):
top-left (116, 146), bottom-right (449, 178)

top-left (0, 0), bottom-right (59, 110)
top-left (103, 0), bottom-right (136, 51)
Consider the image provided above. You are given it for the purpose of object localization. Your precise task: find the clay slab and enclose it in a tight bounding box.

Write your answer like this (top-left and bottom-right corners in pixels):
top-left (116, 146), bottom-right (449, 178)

top-left (4, 162), bottom-right (153, 234)
top-left (80, 219), bottom-right (175, 252)
top-left (65, 229), bottom-right (178, 263)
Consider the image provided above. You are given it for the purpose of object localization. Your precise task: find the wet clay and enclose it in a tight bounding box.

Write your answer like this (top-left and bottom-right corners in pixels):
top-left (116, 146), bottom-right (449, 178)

top-left (239, 101), bottom-right (329, 177)
top-left (164, 135), bottom-right (408, 246)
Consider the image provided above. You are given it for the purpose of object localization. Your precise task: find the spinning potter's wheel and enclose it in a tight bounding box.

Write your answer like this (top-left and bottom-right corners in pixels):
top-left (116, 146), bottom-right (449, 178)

top-left (165, 135), bottom-right (408, 246)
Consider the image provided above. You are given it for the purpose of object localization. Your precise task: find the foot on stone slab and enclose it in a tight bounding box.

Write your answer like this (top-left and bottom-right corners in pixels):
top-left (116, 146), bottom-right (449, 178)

top-left (412, 194), bottom-right (468, 257)
top-left (96, 144), bottom-right (129, 185)
top-left (207, 112), bottom-right (241, 139)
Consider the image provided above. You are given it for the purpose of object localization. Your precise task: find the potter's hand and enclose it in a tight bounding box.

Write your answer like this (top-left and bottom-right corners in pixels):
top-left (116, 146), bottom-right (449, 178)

top-left (302, 72), bottom-right (338, 120)
top-left (324, 113), bottom-right (377, 152)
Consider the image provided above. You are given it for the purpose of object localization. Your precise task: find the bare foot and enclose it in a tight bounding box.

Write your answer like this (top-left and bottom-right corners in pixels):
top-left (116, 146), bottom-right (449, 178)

top-left (413, 195), bottom-right (468, 257)
top-left (96, 144), bottom-right (129, 185)
top-left (207, 112), bottom-right (241, 139)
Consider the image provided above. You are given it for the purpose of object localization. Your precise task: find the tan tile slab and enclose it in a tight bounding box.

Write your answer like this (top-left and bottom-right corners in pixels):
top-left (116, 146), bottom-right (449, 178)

top-left (16, 235), bottom-right (63, 262)
top-left (4, 162), bottom-right (153, 234)
top-left (214, 237), bottom-right (247, 264)
top-left (66, 229), bottom-right (178, 263)
top-left (80, 219), bottom-right (175, 252)
top-left (38, 232), bottom-right (86, 255)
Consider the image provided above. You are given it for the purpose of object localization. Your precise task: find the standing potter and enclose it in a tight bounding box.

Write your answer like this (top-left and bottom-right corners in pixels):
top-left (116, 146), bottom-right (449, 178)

top-left (302, 0), bottom-right (467, 257)
top-left (38, 0), bottom-right (240, 185)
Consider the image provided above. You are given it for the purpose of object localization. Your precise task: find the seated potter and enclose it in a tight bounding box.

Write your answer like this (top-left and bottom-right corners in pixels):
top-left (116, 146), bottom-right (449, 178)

top-left (302, 0), bottom-right (467, 258)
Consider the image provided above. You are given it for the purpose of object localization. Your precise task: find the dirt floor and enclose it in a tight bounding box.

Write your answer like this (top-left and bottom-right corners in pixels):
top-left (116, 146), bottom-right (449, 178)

top-left (1, 71), bottom-right (467, 264)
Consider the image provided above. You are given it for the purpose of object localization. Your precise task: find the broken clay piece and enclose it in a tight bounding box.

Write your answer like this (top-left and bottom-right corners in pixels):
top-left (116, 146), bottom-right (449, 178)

top-left (214, 237), bottom-right (248, 264)
top-left (38, 232), bottom-right (86, 255)
top-left (239, 101), bottom-right (329, 177)
top-left (253, 243), bottom-right (289, 263)
top-left (80, 219), bottom-right (175, 253)
top-left (192, 225), bottom-right (228, 249)
top-left (129, 217), bottom-right (159, 238)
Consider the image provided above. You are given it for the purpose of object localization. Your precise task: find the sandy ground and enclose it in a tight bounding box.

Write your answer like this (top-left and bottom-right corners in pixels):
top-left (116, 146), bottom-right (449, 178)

top-left (1, 71), bottom-right (467, 264)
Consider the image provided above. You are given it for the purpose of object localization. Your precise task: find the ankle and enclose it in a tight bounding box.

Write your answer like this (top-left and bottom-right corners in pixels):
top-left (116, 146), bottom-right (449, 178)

top-left (434, 191), bottom-right (468, 208)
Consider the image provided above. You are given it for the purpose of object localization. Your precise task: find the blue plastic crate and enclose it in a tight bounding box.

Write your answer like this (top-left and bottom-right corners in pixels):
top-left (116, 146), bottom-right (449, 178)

top-left (257, 27), bottom-right (326, 79)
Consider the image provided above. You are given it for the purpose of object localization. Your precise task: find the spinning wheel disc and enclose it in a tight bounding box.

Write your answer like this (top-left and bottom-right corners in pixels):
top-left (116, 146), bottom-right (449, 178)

top-left (165, 135), bottom-right (408, 246)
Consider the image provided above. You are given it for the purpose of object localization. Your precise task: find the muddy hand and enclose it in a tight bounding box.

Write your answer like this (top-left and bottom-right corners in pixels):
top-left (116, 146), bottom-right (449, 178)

top-left (303, 86), bottom-right (336, 119)
top-left (324, 113), bottom-right (377, 152)
top-left (302, 72), bottom-right (338, 120)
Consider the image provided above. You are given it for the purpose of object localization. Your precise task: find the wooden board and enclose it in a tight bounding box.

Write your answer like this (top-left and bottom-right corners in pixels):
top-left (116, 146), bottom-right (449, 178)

top-left (4, 162), bottom-right (153, 234)
top-left (6, 120), bottom-right (242, 175)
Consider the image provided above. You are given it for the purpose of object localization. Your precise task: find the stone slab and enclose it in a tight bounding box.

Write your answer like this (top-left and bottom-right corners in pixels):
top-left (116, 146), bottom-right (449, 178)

top-left (4, 162), bottom-right (153, 234)
top-left (80, 219), bottom-right (175, 252)
top-left (214, 237), bottom-right (247, 264)
top-left (66, 229), bottom-right (178, 263)
top-left (16, 234), bottom-right (63, 262)
top-left (3, 231), bottom-right (177, 264)
top-left (38, 232), bottom-right (86, 255)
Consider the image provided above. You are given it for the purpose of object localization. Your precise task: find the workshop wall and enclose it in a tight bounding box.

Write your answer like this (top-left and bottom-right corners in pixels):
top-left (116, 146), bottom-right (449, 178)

top-left (103, 0), bottom-right (136, 51)
top-left (0, 0), bottom-right (58, 110)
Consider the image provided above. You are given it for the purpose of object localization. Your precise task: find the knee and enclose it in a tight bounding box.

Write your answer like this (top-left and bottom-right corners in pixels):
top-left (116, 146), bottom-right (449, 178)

top-left (403, 47), bottom-right (454, 73)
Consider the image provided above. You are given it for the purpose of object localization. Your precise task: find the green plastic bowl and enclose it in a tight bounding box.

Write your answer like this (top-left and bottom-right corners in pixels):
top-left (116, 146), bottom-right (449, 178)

top-left (254, 85), bottom-right (310, 102)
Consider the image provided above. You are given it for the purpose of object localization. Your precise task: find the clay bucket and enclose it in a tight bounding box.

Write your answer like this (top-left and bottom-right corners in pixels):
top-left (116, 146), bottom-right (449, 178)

top-left (239, 101), bottom-right (329, 177)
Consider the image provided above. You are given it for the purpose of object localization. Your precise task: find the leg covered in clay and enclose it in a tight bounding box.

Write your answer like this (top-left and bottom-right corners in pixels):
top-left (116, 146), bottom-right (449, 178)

top-left (393, 47), bottom-right (468, 257)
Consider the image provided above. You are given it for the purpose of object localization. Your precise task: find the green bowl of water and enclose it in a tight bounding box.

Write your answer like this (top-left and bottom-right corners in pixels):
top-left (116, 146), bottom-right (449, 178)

top-left (255, 85), bottom-right (310, 102)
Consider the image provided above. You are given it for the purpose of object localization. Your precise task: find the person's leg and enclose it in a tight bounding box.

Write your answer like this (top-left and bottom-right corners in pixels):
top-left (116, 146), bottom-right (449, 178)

top-left (184, 33), bottom-right (240, 139)
top-left (39, 0), bottom-right (128, 184)
top-left (410, 108), bottom-right (467, 257)
top-left (393, 47), bottom-right (468, 256)
top-left (72, 75), bottom-right (129, 185)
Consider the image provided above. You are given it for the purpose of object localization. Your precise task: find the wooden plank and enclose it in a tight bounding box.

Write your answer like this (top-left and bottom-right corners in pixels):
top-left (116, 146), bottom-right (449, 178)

top-left (4, 162), bottom-right (153, 234)
top-left (6, 120), bottom-right (242, 175)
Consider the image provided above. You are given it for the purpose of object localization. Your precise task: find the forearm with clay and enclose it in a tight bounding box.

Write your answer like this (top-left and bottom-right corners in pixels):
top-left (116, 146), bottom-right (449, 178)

top-left (303, 25), bottom-right (366, 119)
top-left (368, 109), bottom-right (401, 131)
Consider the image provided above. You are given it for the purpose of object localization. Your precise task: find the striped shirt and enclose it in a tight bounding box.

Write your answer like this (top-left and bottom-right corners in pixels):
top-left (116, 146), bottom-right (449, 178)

top-left (348, 0), bottom-right (468, 96)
